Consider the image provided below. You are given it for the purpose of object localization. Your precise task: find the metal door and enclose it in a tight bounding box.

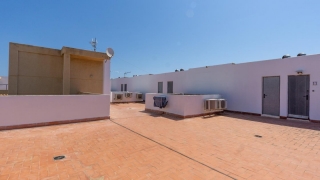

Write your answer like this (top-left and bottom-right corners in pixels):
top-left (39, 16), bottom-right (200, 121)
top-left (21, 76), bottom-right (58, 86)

top-left (158, 82), bottom-right (163, 93)
top-left (288, 75), bottom-right (310, 119)
top-left (167, 81), bottom-right (173, 93)
top-left (262, 76), bottom-right (280, 116)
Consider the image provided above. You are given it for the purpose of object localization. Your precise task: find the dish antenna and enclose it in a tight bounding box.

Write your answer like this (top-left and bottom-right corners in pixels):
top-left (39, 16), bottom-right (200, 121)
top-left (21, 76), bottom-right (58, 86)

top-left (90, 38), bottom-right (97, 51)
top-left (106, 48), bottom-right (114, 58)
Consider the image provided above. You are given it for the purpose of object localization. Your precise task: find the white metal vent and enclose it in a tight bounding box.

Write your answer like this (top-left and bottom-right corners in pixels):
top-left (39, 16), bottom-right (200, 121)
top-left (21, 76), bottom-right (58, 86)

top-left (219, 99), bottom-right (227, 109)
top-left (204, 99), bottom-right (227, 111)
top-left (136, 93), bottom-right (143, 100)
top-left (204, 99), bottom-right (219, 111)
top-left (125, 92), bottom-right (132, 98)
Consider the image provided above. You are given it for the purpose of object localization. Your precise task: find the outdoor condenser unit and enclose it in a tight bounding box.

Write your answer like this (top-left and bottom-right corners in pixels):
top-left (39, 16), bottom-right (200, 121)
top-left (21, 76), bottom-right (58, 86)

top-left (218, 99), bottom-right (227, 109)
top-left (204, 99), bottom-right (219, 111)
top-left (136, 93), bottom-right (143, 100)
top-left (114, 94), bottom-right (123, 100)
top-left (125, 92), bottom-right (132, 98)
top-left (204, 99), bottom-right (227, 111)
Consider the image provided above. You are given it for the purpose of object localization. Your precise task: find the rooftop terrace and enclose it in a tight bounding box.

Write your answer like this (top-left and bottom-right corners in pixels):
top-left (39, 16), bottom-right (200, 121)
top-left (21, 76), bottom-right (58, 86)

top-left (1, 103), bottom-right (320, 180)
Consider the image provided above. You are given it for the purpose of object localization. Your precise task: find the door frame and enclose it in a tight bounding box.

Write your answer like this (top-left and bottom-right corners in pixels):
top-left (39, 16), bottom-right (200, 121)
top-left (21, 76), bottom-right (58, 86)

top-left (287, 75), bottom-right (310, 120)
top-left (262, 76), bottom-right (281, 116)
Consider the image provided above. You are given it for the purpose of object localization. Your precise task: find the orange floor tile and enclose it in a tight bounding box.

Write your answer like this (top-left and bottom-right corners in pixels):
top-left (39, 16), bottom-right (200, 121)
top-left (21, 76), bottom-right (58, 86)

top-left (1, 103), bottom-right (320, 180)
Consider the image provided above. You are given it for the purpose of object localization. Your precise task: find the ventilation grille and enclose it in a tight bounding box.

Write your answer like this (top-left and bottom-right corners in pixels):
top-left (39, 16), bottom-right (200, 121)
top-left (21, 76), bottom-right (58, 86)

top-left (125, 93), bottom-right (132, 98)
top-left (204, 99), bottom-right (227, 111)
top-left (204, 99), bottom-right (219, 111)
top-left (115, 94), bottom-right (123, 100)
top-left (219, 99), bottom-right (227, 109)
top-left (136, 93), bottom-right (143, 99)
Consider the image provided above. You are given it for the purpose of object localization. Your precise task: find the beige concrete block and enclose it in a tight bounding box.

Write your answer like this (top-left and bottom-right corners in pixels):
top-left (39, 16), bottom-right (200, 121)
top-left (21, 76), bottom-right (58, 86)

top-left (8, 42), bottom-right (110, 95)
top-left (18, 51), bottom-right (63, 77)
top-left (8, 43), bottom-right (19, 76)
top-left (0, 90), bottom-right (8, 94)
top-left (8, 76), bottom-right (18, 95)
top-left (62, 47), bottom-right (109, 61)
top-left (70, 79), bottom-right (103, 94)
top-left (17, 76), bottom-right (62, 95)
top-left (63, 54), bottom-right (70, 95)
top-left (11, 42), bottom-right (60, 56)
top-left (70, 58), bottom-right (103, 80)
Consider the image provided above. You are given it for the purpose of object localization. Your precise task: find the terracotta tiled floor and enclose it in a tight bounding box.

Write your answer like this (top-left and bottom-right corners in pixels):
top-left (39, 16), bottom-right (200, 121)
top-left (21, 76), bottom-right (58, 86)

top-left (1, 103), bottom-right (320, 180)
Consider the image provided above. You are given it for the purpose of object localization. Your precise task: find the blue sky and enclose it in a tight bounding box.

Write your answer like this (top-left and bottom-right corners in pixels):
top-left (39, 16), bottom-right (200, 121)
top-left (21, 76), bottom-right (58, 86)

top-left (0, 0), bottom-right (319, 78)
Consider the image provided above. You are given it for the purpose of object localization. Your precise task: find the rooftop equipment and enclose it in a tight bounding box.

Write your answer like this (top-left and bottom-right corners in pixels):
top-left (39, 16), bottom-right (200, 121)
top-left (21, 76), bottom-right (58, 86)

top-left (136, 93), bottom-right (143, 100)
top-left (297, 53), bottom-right (306, 56)
top-left (125, 92), bottom-right (132, 98)
top-left (204, 99), bottom-right (227, 111)
top-left (153, 95), bottom-right (168, 109)
top-left (114, 93), bottom-right (123, 100)
top-left (282, 54), bottom-right (291, 59)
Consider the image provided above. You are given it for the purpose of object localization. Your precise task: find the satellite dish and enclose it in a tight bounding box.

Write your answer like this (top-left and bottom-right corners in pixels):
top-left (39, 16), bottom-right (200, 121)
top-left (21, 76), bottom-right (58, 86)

top-left (106, 48), bottom-right (114, 58)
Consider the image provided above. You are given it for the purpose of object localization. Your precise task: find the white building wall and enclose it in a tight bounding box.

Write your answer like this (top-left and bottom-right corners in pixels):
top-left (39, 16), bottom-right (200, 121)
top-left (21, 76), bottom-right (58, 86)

top-left (103, 60), bottom-right (111, 94)
top-left (111, 71), bottom-right (185, 94)
top-left (111, 55), bottom-right (320, 121)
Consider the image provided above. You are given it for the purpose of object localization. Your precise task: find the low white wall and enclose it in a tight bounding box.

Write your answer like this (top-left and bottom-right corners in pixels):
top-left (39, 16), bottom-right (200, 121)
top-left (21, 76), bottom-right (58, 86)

top-left (0, 95), bottom-right (110, 127)
top-left (103, 60), bottom-right (111, 94)
top-left (145, 93), bottom-right (221, 116)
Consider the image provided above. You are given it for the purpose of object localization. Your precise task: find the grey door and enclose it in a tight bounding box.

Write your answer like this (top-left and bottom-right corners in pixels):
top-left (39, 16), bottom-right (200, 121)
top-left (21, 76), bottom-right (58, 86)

top-left (158, 82), bottom-right (163, 93)
top-left (262, 76), bottom-right (280, 116)
top-left (288, 75), bottom-right (310, 119)
top-left (167, 81), bottom-right (173, 93)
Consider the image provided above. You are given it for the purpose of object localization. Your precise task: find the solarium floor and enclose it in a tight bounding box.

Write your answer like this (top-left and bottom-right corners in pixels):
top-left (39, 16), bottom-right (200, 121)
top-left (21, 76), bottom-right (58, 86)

top-left (0, 103), bottom-right (320, 180)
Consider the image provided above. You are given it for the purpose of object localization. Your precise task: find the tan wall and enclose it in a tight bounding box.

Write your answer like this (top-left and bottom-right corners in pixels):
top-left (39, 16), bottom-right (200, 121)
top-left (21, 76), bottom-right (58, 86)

top-left (70, 58), bottom-right (103, 94)
top-left (17, 51), bottom-right (63, 95)
top-left (0, 90), bottom-right (8, 95)
top-left (8, 43), bottom-right (109, 95)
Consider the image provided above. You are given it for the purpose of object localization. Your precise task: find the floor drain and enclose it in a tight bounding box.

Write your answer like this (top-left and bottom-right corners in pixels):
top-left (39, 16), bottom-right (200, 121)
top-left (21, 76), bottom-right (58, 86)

top-left (254, 135), bottom-right (262, 138)
top-left (53, 155), bottom-right (65, 160)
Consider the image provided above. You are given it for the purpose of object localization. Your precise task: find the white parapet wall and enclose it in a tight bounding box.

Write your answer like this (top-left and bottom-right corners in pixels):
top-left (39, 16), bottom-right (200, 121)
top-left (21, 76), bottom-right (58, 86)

top-left (111, 91), bottom-right (144, 103)
top-left (0, 95), bottom-right (110, 130)
top-left (145, 93), bottom-right (223, 118)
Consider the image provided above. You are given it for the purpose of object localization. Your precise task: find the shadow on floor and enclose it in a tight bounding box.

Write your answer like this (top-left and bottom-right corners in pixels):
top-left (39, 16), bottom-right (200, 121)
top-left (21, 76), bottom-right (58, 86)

top-left (223, 112), bottom-right (320, 131)
top-left (139, 110), bottom-right (185, 121)
top-left (137, 108), bottom-right (320, 130)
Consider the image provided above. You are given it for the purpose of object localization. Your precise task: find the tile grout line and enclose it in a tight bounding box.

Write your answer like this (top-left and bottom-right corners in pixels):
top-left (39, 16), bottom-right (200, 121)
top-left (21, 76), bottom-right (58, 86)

top-left (109, 118), bottom-right (237, 180)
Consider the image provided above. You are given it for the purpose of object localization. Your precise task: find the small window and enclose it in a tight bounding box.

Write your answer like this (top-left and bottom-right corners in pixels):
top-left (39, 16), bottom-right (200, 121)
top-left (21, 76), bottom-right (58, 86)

top-left (158, 82), bottom-right (163, 93)
top-left (167, 81), bottom-right (173, 93)
top-left (121, 84), bottom-right (123, 91)
top-left (124, 84), bottom-right (127, 91)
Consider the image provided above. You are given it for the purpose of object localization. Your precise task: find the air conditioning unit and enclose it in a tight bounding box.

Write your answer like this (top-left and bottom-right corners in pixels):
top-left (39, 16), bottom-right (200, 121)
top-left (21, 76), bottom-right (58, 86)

top-left (114, 94), bottom-right (123, 100)
top-left (125, 92), bottom-right (132, 98)
top-left (204, 99), bottom-right (227, 111)
top-left (204, 99), bottom-right (219, 111)
top-left (218, 99), bottom-right (227, 109)
top-left (136, 93), bottom-right (143, 100)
